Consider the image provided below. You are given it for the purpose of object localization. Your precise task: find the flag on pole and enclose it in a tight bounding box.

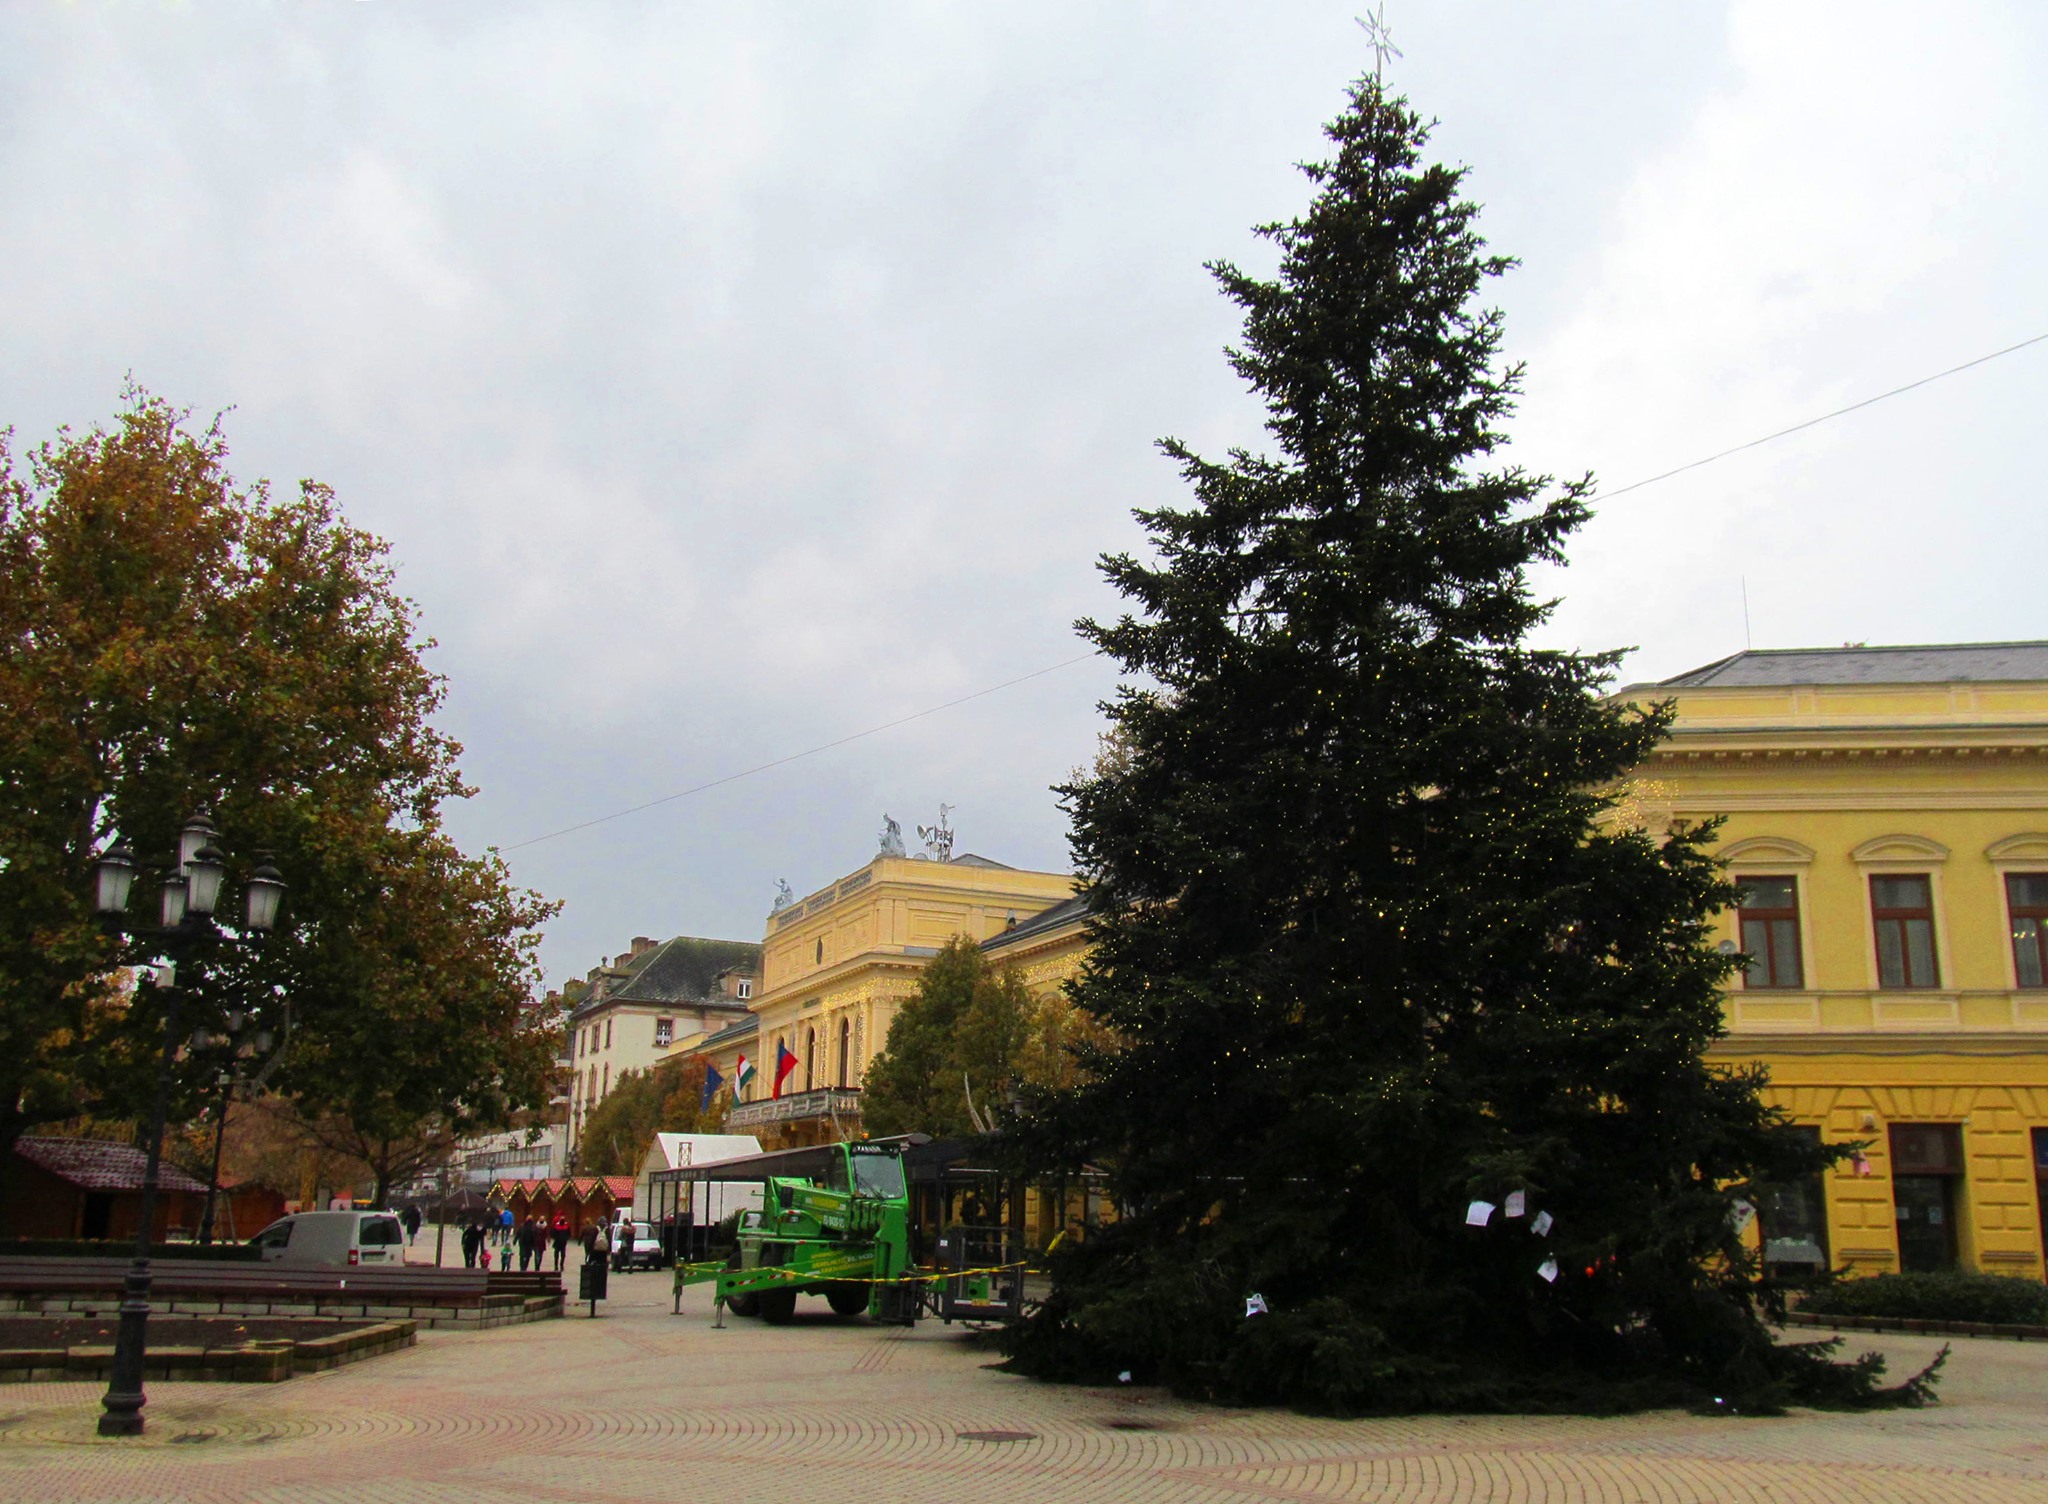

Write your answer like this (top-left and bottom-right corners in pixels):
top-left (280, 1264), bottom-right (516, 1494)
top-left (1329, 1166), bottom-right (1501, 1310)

top-left (773, 1040), bottom-right (798, 1098)
top-left (734, 1054), bottom-right (756, 1099)
top-left (700, 1063), bottom-right (724, 1111)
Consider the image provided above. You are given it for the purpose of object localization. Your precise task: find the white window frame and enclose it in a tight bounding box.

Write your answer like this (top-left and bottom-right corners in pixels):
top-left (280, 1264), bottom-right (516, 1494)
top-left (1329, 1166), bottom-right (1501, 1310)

top-left (1850, 835), bottom-right (1952, 993)
top-left (1987, 836), bottom-right (2048, 991)
top-left (1719, 837), bottom-right (1817, 993)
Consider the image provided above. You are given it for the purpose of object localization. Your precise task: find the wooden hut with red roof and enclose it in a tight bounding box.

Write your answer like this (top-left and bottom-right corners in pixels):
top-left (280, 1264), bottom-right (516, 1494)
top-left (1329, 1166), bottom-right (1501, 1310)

top-left (5, 1137), bottom-right (212, 1241)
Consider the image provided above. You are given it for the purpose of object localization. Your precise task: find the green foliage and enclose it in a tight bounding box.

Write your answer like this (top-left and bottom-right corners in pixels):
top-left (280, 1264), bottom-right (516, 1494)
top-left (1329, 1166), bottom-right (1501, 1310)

top-left (0, 388), bottom-right (558, 1219)
top-left (1800, 1272), bottom-right (2048, 1326)
top-left (1005, 75), bottom-right (1919, 1414)
top-left (574, 1055), bottom-right (722, 1177)
top-left (861, 937), bottom-right (1040, 1138)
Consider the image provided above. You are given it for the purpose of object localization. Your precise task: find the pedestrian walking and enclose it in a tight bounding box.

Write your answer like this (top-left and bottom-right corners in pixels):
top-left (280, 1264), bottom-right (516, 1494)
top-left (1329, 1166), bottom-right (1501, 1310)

top-left (478, 1243), bottom-right (492, 1271)
top-left (460, 1220), bottom-right (482, 1269)
top-left (499, 1205), bottom-right (514, 1248)
top-left (400, 1204), bottom-right (422, 1246)
top-left (550, 1213), bottom-right (570, 1274)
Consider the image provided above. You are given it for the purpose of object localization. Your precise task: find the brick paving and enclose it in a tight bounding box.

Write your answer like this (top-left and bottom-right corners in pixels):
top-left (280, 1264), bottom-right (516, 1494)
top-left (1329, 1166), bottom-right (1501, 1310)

top-left (3, 1237), bottom-right (2045, 1502)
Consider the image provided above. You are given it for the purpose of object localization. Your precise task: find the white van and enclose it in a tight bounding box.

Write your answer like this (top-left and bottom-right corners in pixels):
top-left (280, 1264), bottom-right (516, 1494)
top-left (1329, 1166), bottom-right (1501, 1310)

top-left (249, 1210), bottom-right (407, 1268)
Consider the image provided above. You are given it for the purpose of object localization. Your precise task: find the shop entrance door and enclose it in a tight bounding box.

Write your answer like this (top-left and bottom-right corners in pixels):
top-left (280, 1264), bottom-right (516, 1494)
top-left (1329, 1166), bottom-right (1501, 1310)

top-left (1893, 1175), bottom-right (1958, 1272)
top-left (1889, 1123), bottom-right (1964, 1274)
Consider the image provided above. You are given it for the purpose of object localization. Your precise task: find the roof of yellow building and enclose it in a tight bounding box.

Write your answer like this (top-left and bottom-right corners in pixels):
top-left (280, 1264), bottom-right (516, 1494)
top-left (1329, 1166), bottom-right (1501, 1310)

top-left (1632, 641), bottom-right (2048, 692)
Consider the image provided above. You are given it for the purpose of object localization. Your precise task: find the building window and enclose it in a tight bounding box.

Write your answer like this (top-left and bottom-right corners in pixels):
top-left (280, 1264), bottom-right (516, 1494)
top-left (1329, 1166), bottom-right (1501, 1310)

top-left (837, 1017), bottom-right (851, 1089)
top-left (738, 979), bottom-right (752, 1000)
top-left (804, 1027), bottom-right (816, 1093)
top-left (1871, 875), bottom-right (1939, 989)
top-left (602, 1063), bottom-right (609, 1095)
top-left (815, 938), bottom-right (824, 965)
top-left (2009, 874), bottom-right (2048, 989)
top-left (2034, 1128), bottom-right (2048, 1267)
top-left (1736, 876), bottom-right (1803, 989)
top-left (604, 1017), bottom-right (613, 1049)
top-left (1890, 1122), bottom-right (1964, 1273)
top-left (1757, 1125), bottom-right (1829, 1275)
top-left (654, 1017), bottom-right (673, 1048)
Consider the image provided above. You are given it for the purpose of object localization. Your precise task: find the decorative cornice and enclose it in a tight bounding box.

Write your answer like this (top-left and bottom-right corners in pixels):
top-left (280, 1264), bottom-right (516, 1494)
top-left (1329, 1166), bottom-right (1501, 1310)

top-left (1986, 833), bottom-right (2048, 863)
top-left (1662, 790), bottom-right (2048, 814)
top-left (1849, 833), bottom-right (1951, 864)
top-left (1708, 1033), bottom-right (2048, 1058)
top-left (1720, 835), bottom-right (1817, 866)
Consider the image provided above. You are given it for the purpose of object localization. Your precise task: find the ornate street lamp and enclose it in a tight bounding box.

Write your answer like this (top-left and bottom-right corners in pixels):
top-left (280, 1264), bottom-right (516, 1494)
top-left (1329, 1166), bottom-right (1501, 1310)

top-left (192, 997), bottom-right (292, 1247)
top-left (90, 813), bottom-right (286, 1439)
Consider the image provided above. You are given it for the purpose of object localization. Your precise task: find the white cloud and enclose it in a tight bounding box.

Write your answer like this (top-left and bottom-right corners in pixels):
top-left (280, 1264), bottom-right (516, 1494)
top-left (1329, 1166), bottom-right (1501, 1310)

top-left (1515, 0), bottom-right (2044, 678)
top-left (3, 1), bottom-right (2043, 979)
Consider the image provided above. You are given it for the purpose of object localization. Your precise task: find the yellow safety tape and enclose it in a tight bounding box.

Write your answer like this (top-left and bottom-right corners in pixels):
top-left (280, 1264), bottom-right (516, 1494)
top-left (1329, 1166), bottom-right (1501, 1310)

top-left (691, 1261), bottom-right (1045, 1292)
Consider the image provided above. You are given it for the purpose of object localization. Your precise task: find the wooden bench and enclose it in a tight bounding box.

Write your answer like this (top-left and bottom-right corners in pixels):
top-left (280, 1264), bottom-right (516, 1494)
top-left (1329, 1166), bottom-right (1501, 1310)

top-left (0, 1257), bottom-right (559, 1330)
top-left (485, 1270), bottom-right (563, 1297)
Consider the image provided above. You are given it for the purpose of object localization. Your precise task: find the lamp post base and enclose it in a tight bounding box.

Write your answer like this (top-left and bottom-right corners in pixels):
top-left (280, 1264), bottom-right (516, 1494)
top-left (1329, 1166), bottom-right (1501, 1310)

top-left (96, 1272), bottom-right (156, 1436)
top-left (97, 1405), bottom-right (145, 1438)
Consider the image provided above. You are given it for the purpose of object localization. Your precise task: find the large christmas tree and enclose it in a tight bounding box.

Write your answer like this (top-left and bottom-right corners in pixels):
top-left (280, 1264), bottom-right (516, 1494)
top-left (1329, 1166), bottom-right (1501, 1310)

top-left (1007, 74), bottom-right (1935, 1414)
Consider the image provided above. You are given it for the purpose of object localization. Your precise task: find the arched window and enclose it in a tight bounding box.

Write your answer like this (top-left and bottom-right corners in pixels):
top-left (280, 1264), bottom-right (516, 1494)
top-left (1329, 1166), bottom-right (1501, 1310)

top-left (837, 1017), bottom-right (851, 1088)
top-left (804, 1027), bottom-right (816, 1092)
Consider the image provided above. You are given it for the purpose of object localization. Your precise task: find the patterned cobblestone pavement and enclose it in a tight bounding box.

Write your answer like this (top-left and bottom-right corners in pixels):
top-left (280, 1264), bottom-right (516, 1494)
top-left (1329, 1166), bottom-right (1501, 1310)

top-left (3, 1248), bottom-right (2043, 1503)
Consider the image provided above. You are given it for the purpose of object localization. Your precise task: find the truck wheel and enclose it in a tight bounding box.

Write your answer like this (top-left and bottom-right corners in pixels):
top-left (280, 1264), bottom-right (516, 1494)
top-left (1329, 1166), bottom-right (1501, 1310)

top-left (826, 1283), bottom-right (868, 1317)
top-left (723, 1250), bottom-right (760, 1317)
top-left (757, 1288), bottom-right (798, 1324)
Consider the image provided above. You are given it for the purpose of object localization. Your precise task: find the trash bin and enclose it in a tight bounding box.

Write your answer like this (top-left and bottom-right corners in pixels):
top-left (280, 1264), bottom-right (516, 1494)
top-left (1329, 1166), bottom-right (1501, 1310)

top-left (578, 1257), bottom-right (610, 1312)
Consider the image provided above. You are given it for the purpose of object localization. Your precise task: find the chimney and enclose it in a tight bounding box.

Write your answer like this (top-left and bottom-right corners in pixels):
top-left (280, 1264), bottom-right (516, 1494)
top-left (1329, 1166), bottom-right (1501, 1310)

top-left (631, 936), bottom-right (657, 957)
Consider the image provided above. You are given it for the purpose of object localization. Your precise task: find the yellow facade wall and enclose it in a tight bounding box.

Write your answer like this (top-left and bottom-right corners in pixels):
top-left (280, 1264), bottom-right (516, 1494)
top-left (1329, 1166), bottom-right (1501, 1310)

top-left (1751, 1058), bottom-right (2048, 1276)
top-left (670, 854), bottom-right (1074, 1107)
top-left (1631, 662), bottom-right (2048, 1279)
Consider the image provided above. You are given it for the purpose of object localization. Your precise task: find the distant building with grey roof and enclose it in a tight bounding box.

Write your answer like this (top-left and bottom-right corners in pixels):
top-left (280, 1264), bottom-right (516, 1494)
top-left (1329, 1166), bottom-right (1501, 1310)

top-left (565, 934), bottom-right (761, 1155)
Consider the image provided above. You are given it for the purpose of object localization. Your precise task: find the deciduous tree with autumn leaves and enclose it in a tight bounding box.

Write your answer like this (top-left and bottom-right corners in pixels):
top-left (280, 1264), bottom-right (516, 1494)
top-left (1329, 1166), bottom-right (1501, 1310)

top-left (0, 388), bottom-right (558, 1221)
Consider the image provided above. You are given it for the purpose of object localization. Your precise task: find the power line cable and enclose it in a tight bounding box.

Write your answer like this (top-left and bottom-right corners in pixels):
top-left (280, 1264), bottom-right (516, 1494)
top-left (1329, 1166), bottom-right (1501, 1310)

top-left (1588, 330), bottom-right (2048, 502)
top-left (502, 653), bottom-right (1100, 851)
top-left (505, 330), bottom-right (2048, 855)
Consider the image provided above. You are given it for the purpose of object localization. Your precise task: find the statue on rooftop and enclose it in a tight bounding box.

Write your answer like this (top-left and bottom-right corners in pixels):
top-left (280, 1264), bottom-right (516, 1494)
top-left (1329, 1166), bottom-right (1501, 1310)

top-left (878, 815), bottom-right (906, 857)
top-left (771, 879), bottom-right (794, 912)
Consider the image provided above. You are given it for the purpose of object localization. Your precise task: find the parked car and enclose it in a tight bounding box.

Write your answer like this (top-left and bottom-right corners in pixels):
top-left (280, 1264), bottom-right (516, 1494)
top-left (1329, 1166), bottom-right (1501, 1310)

top-left (612, 1219), bottom-right (661, 1271)
top-left (249, 1210), bottom-right (407, 1268)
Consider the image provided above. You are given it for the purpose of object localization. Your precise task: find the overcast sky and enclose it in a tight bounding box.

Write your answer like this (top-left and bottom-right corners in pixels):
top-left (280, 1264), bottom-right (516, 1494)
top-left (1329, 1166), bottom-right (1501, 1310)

top-left (4, 1), bottom-right (2044, 988)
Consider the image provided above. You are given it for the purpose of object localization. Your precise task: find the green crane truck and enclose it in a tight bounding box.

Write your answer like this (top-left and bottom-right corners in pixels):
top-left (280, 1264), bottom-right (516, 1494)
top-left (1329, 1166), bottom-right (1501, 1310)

top-left (670, 1138), bottom-right (919, 1324)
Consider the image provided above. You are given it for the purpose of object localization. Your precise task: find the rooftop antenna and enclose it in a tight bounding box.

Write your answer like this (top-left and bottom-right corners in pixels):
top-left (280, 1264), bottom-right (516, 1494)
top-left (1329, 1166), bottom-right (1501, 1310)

top-left (1358, 5), bottom-right (1402, 78)
top-left (1741, 576), bottom-right (1753, 651)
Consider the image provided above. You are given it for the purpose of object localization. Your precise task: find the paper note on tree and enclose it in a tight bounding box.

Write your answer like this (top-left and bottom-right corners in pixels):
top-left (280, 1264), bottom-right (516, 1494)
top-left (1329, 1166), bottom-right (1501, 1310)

top-left (1465, 1200), bottom-right (1495, 1227)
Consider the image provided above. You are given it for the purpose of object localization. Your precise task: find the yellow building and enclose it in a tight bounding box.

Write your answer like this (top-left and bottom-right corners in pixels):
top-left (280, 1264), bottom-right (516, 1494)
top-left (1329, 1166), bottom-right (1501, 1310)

top-left (672, 847), bottom-right (1075, 1146)
top-left (1621, 642), bottom-right (2048, 1279)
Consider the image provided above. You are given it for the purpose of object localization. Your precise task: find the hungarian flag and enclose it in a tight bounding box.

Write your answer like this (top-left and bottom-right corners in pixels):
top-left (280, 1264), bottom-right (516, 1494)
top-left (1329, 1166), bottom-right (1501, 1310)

top-left (773, 1040), bottom-right (798, 1098)
top-left (734, 1054), bottom-right (756, 1099)
top-left (700, 1063), bottom-right (724, 1111)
